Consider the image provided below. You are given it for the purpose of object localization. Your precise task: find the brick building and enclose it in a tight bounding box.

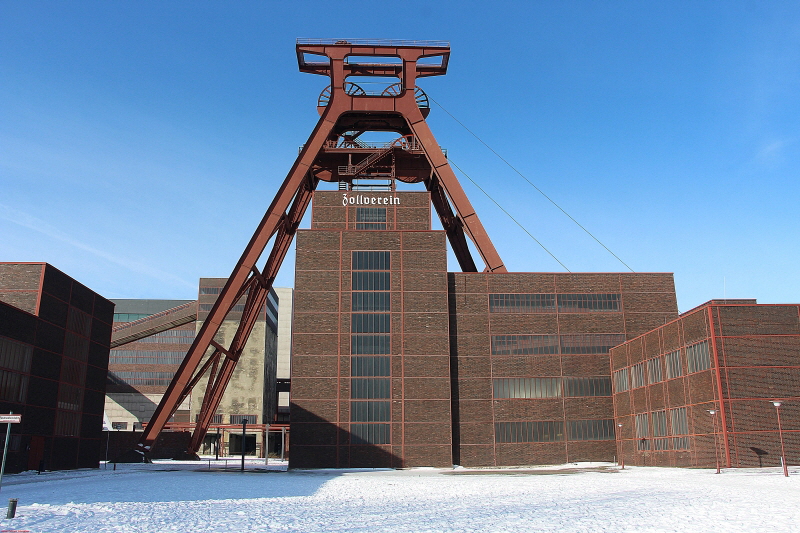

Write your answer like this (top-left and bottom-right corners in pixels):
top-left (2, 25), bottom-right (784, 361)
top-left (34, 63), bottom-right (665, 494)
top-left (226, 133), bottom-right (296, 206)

top-left (611, 300), bottom-right (800, 468)
top-left (106, 282), bottom-right (283, 458)
top-left (289, 191), bottom-right (679, 468)
top-left (0, 263), bottom-right (113, 472)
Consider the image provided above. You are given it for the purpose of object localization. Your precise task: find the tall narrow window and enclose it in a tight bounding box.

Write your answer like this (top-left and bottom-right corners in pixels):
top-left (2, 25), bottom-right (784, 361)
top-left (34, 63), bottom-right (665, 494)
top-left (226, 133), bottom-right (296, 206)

top-left (686, 341), bottom-right (711, 373)
top-left (647, 357), bottom-right (664, 384)
top-left (631, 363), bottom-right (646, 388)
top-left (652, 410), bottom-right (670, 450)
top-left (635, 413), bottom-right (650, 450)
top-left (665, 350), bottom-right (683, 379)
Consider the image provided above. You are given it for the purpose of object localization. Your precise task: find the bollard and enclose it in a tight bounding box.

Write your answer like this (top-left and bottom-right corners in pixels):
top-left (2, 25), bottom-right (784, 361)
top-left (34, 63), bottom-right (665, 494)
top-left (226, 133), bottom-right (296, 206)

top-left (6, 498), bottom-right (17, 519)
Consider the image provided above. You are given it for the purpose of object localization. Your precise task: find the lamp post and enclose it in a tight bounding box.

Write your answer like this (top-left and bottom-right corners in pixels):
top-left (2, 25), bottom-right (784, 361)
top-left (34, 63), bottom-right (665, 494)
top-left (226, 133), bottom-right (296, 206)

top-left (771, 401), bottom-right (789, 477)
top-left (617, 423), bottom-right (624, 469)
top-left (707, 409), bottom-right (720, 474)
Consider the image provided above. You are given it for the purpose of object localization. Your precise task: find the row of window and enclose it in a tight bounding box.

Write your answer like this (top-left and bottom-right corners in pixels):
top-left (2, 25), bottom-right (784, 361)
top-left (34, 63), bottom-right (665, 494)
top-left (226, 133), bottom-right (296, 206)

top-left (634, 407), bottom-right (690, 451)
top-left (495, 419), bottom-right (615, 443)
top-left (109, 351), bottom-right (187, 365)
top-left (108, 371), bottom-right (176, 386)
top-left (489, 293), bottom-right (621, 313)
top-left (614, 341), bottom-right (711, 392)
top-left (493, 377), bottom-right (612, 399)
top-left (491, 334), bottom-right (627, 355)
top-left (113, 313), bottom-right (152, 323)
top-left (136, 329), bottom-right (195, 344)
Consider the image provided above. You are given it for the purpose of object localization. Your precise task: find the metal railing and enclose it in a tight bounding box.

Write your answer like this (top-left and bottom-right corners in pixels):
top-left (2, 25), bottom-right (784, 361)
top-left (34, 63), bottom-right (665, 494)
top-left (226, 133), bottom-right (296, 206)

top-left (297, 38), bottom-right (449, 48)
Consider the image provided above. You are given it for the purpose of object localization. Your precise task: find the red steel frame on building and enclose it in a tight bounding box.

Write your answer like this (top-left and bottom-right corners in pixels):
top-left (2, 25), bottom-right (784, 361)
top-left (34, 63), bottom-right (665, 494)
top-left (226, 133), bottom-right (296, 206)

top-left (135, 39), bottom-right (506, 457)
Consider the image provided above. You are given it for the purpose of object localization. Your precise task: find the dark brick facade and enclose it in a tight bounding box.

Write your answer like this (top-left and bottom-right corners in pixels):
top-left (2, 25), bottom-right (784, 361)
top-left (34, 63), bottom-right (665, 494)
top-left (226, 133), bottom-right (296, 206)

top-left (611, 300), bottom-right (800, 468)
top-left (290, 191), bottom-right (679, 468)
top-left (0, 263), bottom-right (113, 472)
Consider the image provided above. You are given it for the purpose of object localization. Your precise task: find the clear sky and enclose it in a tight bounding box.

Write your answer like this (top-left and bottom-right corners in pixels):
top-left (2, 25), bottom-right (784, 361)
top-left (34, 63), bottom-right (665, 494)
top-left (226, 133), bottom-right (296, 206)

top-left (2, 1), bottom-right (799, 312)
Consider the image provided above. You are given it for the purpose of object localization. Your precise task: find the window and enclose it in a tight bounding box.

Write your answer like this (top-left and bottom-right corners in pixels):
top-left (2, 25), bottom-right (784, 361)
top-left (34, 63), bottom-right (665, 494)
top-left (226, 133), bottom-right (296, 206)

top-left (113, 313), bottom-right (152, 322)
top-left (350, 401), bottom-right (390, 422)
top-left (355, 207), bottom-right (387, 230)
top-left (495, 421), bottom-right (564, 443)
top-left (352, 292), bottom-right (390, 311)
top-left (54, 411), bottom-right (81, 437)
top-left (647, 357), bottom-right (663, 384)
top-left (491, 335), bottom-right (559, 355)
top-left (493, 378), bottom-right (561, 399)
top-left (665, 350), bottom-right (683, 379)
top-left (230, 414), bottom-right (258, 425)
top-left (670, 407), bottom-right (690, 450)
top-left (488, 294), bottom-right (555, 313)
top-left (351, 313), bottom-right (390, 333)
top-left (0, 370), bottom-right (29, 403)
top-left (67, 307), bottom-right (92, 337)
top-left (352, 251), bottom-right (390, 270)
top-left (352, 272), bottom-right (391, 291)
top-left (137, 329), bottom-right (196, 344)
top-left (567, 419), bottom-right (615, 441)
top-left (350, 423), bottom-right (390, 444)
top-left (563, 377), bottom-right (612, 397)
top-left (631, 363), bottom-right (646, 388)
top-left (0, 337), bottom-right (32, 403)
top-left (686, 341), bottom-right (711, 373)
top-left (107, 371), bottom-right (176, 387)
top-left (351, 356), bottom-right (390, 376)
top-left (560, 334), bottom-right (626, 354)
top-left (63, 332), bottom-right (89, 362)
top-left (199, 287), bottom-right (223, 295)
top-left (652, 410), bottom-right (670, 450)
top-left (557, 294), bottom-right (620, 312)
top-left (613, 368), bottom-right (630, 393)
top-left (635, 413), bottom-right (650, 450)
top-left (351, 335), bottom-right (390, 355)
top-left (109, 351), bottom-right (187, 365)
top-left (57, 383), bottom-right (83, 411)
top-left (195, 413), bottom-right (223, 424)
top-left (351, 378), bottom-right (390, 399)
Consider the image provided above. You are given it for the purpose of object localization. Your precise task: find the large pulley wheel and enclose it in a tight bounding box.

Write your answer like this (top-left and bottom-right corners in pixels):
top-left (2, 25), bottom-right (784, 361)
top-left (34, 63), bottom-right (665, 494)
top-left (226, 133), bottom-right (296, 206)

top-left (317, 82), bottom-right (366, 110)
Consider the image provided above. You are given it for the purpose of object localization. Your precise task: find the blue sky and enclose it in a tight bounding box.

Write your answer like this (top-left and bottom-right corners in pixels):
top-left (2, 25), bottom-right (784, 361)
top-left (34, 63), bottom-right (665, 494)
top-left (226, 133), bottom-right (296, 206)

top-left (1, 1), bottom-right (799, 312)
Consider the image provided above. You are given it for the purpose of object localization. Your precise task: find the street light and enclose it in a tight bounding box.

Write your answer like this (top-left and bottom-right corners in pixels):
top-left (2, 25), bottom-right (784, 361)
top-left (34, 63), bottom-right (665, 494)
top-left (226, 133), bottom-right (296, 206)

top-left (707, 409), bottom-right (720, 474)
top-left (771, 401), bottom-right (789, 477)
top-left (617, 423), bottom-right (624, 469)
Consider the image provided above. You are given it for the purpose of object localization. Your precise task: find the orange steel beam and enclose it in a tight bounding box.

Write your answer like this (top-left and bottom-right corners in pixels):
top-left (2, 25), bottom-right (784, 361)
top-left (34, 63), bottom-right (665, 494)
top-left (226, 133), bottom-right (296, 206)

top-left (136, 39), bottom-right (504, 457)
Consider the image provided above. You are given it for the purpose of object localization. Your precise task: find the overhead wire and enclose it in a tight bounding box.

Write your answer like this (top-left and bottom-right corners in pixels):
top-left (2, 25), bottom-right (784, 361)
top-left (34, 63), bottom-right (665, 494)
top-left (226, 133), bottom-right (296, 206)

top-left (430, 96), bottom-right (635, 273)
top-left (447, 158), bottom-right (571, 272)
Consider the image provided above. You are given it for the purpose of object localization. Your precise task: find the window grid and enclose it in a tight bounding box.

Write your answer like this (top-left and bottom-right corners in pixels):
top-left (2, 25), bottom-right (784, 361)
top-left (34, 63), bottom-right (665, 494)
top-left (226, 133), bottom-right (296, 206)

top-left (647, 357), bottom-right (664, 384)
top-left (493, 377), bottom-right (612, 399)
top-left (355, 207), bottom-right (387, 230)
top-left (613, 368), bottom-right (630, 392)
top-left (686, 341), bottom-right (711, 373)
top-left (350, 423), bottom-right (390, 444)
top-left (557, 294), bottom-right (621, 312)
top-left (665, 350), bottom-right (683, 379)
top-left (495, 421), bottom-right (564, 443)
top-left (230, 414), bottom-right (258, 425)
top-left (631, 363), bottom-right (646, 388)
top-left (567, 419), bottom-right (616, 441)
top-left (635, 413), bottom-right (650, 450)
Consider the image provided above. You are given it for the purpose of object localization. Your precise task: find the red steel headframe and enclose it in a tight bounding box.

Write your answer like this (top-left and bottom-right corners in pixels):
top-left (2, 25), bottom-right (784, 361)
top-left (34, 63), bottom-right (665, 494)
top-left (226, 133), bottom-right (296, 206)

top-left (135, 39), bottom-right (506, 457)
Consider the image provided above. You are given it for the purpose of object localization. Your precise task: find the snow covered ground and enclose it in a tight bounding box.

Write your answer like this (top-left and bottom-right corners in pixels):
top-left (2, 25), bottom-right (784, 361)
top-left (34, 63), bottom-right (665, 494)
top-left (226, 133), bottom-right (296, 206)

top-left (0, 460), bottom-right (796, 532)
